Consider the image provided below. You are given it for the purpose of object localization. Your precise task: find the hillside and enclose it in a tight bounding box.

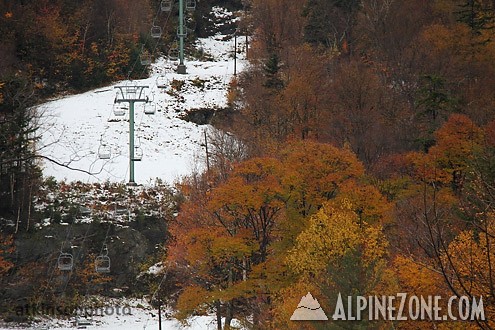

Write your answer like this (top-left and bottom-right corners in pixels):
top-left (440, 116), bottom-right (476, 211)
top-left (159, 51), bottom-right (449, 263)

top-left (39, 31), bottom-right (246, 184)
top-left (3, 1), bottom-right (495, 329)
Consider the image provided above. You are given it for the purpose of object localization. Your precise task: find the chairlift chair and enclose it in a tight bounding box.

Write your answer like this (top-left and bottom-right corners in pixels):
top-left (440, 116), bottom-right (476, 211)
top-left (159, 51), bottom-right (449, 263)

top-left (76, 317), bottom-right (93, 328)
top-left (157, 75), bottom-right (168, 88)
top-left (132, 146), bottom-right (143, 161)
top-left (113, 105), bottom-right (127, 116)
top-left (144, 103), bottom-right (156, 115)
top-left (161, 0), bottom-right (172, 11)
top-left (58, 252), bottom-right (74, 271)
top-left (98, 144), bottom-right (111, 160)
top-left (151, 25), bottom-right (163, 39)
top-left (95, 251), bottom-right (110, 274)
top-left (140, 52), bottom-right (152, 66)
top-left (98, 144), bottom-right (111, 159)
top-left (95, 255), bottom-right (110, 273)
top-left (168, 44), bottom-right (179, 61)
top-left (186, 0), bottom-right (196, 11)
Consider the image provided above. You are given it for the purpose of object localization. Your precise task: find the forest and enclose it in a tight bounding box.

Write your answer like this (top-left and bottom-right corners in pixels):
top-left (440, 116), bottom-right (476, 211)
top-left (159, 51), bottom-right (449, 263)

top-left (2, 0), bottom-right (495, 329)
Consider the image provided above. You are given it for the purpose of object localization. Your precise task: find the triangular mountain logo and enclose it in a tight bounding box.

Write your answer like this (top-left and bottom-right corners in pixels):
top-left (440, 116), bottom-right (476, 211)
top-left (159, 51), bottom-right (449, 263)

top-left (290, 292), bottom-right (328, 321)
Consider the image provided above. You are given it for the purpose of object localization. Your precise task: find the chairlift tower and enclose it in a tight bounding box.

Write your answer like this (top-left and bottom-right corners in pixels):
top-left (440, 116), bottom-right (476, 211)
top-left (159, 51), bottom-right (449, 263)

top-left (177, 0), bottom-right (187, 74)
top-left (114, 85), bottom-right (149, 185)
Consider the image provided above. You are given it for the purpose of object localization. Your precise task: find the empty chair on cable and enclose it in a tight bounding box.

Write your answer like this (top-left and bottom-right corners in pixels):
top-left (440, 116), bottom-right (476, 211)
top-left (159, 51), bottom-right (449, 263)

top-left (151, 25), bottom-right (162, 39)
top-left (95, 245), bottom-right (110, 273)
top-left (186, 0), bottom-right (196, 10)
top-left (161, 0), bottom-right (172, 11)
top-left (98, 144), bottom-right (111, 159)
top-left (144, 103), bottom-right (156, 115)
top-left (133, 146), bottom-right (143, 161)
top-left (58, 252), bottom-right (74, 271)
top-left (140, 51), bottom-right (152, 66)
top-left (156, 75), bottom-right (167, 88)
top-left (113, 105), bottom-right (127, 116)
top-left (76, 317), bottom-right (92, 328)
top-left (168, 44), bottom-right (179, 61)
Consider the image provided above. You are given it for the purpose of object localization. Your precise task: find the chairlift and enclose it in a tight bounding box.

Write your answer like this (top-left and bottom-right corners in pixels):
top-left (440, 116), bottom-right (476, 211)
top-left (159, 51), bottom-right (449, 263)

top-left (113, 105), bottom-right (127, 116)
top-left (58, 252), bottom-right (74, 271)
top-left (95, 245), bottom-right (111, 273)
top-left (161, 0), bottom-right (172, 11)
top-left (140, 51), bottom-right (152, 66)
top-left (132, 146), bottom-right (143, 161)
top-left (76, 317), bottom-right (93, 328)
top-left (151, 25), bottom-right (163, 39)
top-left (156, 75), bottom-right (167, 88)
top-left (168, 43), bottom-right (179, 61)
top-left (144, 103), bottom-right (156, 115)
top-left (186, 0), bottom-right (196, 11)
top-left (98, 143), bottom-right (111, 160)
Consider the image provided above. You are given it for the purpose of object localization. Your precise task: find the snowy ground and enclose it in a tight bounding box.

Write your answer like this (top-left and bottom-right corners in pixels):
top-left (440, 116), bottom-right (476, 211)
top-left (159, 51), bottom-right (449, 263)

top-left (10, 31), bottom-right (248, 327)
top-left (25, 7), bottom-right (250, 330)
top-left (3, 298), bottom-right (241, 330)
top-left (39, 33), bottom-right (247, 185)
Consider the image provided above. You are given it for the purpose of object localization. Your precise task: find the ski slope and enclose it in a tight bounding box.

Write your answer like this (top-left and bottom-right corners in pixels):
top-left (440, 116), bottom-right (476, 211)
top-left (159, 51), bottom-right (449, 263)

top-left (4, 298), bottom-right (242, 330)
top-left (39, 34), bottom-right (247, 185)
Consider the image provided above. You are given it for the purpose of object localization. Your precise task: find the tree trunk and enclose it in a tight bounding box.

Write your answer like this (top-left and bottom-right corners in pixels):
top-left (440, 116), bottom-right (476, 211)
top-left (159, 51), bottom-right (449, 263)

top-left (224, 263), bottom-right (234, 329)
top-left (26, 181), bottom-right (32, 231)
top-left (224, 300), bottom-right (233, 330)
top-left (216, 300), bottom-right (222, 330)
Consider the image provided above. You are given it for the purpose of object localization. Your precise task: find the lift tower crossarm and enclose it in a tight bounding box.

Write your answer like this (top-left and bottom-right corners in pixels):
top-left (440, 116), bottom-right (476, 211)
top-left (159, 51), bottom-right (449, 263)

top-left (114, 85), bottom-right (149, 185)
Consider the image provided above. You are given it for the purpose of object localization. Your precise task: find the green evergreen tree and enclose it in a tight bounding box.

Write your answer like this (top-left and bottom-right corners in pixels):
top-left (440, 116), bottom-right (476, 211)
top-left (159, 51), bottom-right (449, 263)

top-left (456, 0), bottom-right (494, 37)
top-left (0, 76), bottom-right (41, 232)
top-left (263, 53), bottom-right (283, 90)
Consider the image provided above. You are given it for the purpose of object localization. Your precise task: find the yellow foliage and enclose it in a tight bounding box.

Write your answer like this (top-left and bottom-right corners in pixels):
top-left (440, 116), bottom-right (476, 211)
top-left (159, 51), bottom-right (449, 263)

top-left (445, 217), bottom-right (495, 328)
top-left (287, 200), bottom-right (388, 275)
top-left (175, 285), bottom-right (211, 321)
top-left (362, 226), bottom-right (388, 267)
top-left (210, 235), bottom-right (255, 263)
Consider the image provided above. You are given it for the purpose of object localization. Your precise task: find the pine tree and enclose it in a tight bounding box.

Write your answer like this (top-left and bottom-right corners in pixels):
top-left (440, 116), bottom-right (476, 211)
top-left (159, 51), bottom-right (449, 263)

top-left (456, 0), bottom-right (494, 37)
top-left (0, 76), bottom-right (41, 232)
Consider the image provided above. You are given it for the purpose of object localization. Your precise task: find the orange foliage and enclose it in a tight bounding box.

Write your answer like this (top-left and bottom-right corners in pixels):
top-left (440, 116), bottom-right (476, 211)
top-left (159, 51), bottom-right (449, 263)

top-left (0, 235), bottom-right (14, 275)
top-left (429, 114), bottom-right (484, 172)
top-left (405, 114), bottom-right (483, 188)
top-left (334, 179), bottom-right (392, 225)
top-left (280, 140), bottom-right (365, 216)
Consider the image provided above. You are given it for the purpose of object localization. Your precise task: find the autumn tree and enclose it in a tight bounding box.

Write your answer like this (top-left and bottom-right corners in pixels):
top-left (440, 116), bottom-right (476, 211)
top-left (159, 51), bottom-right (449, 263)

top-left (392, 115), bottom-right (495, 327)
top-left (279, 140), bottom-right (364, 217)
top-left (280, 196), bottom-right (392, 329)
top-left (323, 60), bottom-right (410, 167)
top-left (276, 45), bottom-right (332, 140)
top-left (169, 157), bottom-right (286, 329)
